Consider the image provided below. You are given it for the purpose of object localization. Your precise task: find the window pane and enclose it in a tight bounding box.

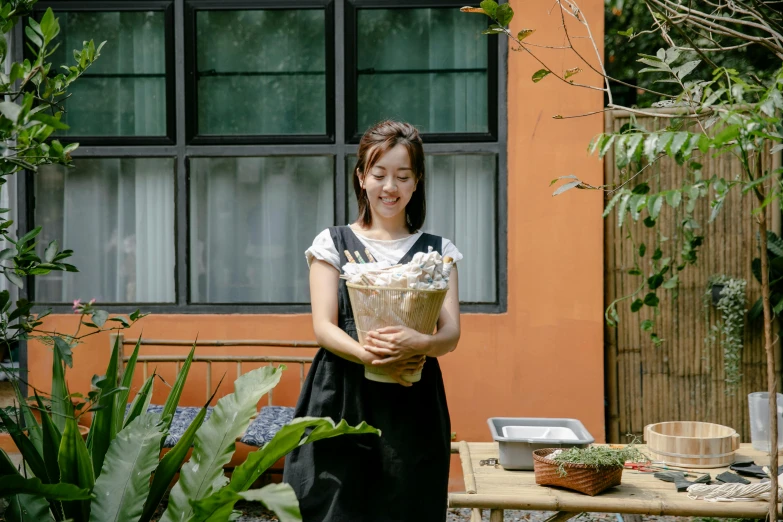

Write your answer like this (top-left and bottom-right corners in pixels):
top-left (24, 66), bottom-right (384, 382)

top-left (347, 154), bottom-right (496, 302)
top-left (190, 157), bottom-right (333, 303)
top-left (35, 158), bottom-right (176, 303)
top-left (196, 10), bottom-right (326, 136)
top-left (48, 11), bottom-right (167, 136)
top-left (356, 9), bottom-right (488, 134)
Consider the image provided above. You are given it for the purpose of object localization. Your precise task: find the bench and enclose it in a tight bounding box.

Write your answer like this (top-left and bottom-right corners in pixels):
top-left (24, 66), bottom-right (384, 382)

top-left (112, 334), bottom-right (317, 449)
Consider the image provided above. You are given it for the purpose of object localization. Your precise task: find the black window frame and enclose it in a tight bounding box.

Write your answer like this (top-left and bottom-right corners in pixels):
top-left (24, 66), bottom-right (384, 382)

top-left (29, 0), bottom-right (177, 146)
top-left (345, 0), bottom-right (499, 143)
top-left (19, 0), bottom-right (508, 315)
top-left (184, 0), bottom-right (336, 145)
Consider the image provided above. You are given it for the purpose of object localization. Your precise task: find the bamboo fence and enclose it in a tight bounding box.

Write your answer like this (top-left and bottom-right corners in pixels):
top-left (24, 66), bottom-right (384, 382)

top-left (604, 109), bottom-right (783, 443)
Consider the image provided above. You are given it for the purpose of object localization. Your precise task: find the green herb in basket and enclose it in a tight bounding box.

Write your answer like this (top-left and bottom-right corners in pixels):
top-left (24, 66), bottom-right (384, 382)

top-left (549, 444), bottom-right (648, 477)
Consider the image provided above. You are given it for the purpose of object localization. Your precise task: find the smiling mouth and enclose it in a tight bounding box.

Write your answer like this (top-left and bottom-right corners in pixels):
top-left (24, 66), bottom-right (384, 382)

top-left (381, 197), bottom-right (399, 205)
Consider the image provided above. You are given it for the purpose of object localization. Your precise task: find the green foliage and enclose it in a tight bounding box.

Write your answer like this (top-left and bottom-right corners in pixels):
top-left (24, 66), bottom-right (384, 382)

top-left (547, 443), bottom-right (647, 477)
top-left (1, 345), bottom-right (379, 522)
top-left (704, 275), bottom-right (747, 390)
top-left (750, 231), bottom-right (783, 321)
top-left (605, 0), bottom-right (781, 107)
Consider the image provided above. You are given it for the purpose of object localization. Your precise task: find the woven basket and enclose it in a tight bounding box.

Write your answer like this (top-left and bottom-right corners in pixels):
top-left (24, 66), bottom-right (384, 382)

top-left (346, 282), bottom-right (448, 383)
top-left (533, 448), bottom-right (623, 496)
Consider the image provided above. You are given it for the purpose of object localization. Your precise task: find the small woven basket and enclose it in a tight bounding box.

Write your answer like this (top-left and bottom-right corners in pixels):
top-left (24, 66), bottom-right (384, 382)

top-left (346, 282), bottom-right (448, 383)
top-left (533, 448), bottom-right (623, 496)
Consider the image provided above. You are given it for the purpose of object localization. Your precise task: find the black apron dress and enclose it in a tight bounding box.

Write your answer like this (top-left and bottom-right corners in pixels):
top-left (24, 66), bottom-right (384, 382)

top-left (283, 226), bottom-right (452, 522)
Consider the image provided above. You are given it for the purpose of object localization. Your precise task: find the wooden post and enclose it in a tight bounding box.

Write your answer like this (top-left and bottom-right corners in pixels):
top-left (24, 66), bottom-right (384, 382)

top-left (489, 509), bottom-right (503, 522)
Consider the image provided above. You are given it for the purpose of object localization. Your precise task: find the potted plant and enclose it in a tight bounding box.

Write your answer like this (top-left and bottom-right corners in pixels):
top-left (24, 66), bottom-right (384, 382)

top-left (703, 275), bottom-right (747, 390)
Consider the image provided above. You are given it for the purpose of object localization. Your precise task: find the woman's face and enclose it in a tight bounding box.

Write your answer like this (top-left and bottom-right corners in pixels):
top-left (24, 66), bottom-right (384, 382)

top-left (360, 144), bottom-right (417, 224)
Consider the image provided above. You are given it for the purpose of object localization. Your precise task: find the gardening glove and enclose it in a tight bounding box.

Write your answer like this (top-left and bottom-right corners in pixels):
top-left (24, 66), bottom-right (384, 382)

top-left (715, 471), bottom-right (750, 484)
top-left (730, 460), bottom-right (769, 478)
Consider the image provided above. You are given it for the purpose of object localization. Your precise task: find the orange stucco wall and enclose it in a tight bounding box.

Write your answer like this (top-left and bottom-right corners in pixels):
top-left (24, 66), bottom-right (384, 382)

top-left (26, 0), bottom-right (605, 490)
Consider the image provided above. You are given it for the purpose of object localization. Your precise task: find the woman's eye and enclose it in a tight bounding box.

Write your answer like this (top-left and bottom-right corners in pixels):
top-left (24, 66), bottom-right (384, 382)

top-left (398, 177), bottom-right (410, 182)
top-left (372, 174), bottom-right (384, 180)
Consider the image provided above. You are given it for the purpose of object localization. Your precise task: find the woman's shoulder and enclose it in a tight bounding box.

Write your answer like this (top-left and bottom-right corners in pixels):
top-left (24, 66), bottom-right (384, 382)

top-left (440, 236), bottom-right (464, 262)
top-left (305, 228), bottom-right (341, 270)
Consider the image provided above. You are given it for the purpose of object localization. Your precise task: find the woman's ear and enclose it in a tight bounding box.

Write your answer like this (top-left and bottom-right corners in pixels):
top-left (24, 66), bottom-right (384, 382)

top-left (357, 169), bottom-right (365, 189)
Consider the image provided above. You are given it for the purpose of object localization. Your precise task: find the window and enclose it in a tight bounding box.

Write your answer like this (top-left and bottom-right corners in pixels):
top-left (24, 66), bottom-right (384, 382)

top-left (22, 0), bottom-right (506, 313)
top-left (34, 2), bottom-right (176, 144)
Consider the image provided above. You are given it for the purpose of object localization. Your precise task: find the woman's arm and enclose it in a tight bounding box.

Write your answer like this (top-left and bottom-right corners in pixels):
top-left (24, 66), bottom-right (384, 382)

top-left (309, 259), bottom-right (371, 365)
top-left (364, 267), bottom-right (461, 361)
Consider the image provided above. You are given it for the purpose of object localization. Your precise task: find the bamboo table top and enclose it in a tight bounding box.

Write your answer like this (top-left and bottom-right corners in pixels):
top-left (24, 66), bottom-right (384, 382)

top-left (449, 442), bottom-right (783, 518)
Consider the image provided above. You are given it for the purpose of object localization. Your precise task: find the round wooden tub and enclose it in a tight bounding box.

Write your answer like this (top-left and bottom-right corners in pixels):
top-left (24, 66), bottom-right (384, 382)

top-left (644, 421), bottom-right (740, 468)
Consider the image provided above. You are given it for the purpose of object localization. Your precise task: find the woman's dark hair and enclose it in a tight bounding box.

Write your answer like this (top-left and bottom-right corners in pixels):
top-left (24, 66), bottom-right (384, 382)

top-left (353, 120), bottom-right (426, 233)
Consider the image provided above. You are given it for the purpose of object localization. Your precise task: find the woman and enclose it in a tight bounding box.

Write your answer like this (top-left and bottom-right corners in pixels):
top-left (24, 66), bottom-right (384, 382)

top-left (284, 120), bottom-right (462, 522)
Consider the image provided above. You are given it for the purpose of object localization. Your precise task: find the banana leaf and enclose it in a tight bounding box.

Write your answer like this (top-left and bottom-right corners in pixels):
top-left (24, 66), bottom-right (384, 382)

top-left (189, 483), bottom-right (301, 522)
top-left (0, 475), bottom-right (92, 500)
top-left (50, 342), bottom-right (69, 433)
top-left (159, 365), bottom-right (283, 522)
top-left (89, 413), bottom-right (167, 522)
top-left (88, 336), bottom-right (121, 477)
top-left (6, 494), bottom-right (54, 522)
top-left (0, 407), bottom-right (49, 483)
top-left (123, 373), bottom-right (155, 430)
top-left (227, 417), bottom-right (380, 493)
top-left (58, 416), bottom-right (95, 521)
top-left (139, 383), bottom-right (221, 522)
top-left (13, 381), bottom-right (42, 456)
top-left (160, 343), bottom-right (195, 431)
top-left (113, 336), bottom-right (141, 434)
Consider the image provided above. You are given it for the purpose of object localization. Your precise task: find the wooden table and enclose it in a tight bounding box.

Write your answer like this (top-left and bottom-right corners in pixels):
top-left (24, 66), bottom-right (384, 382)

top-left (449, 442), bottom-right (783, 522)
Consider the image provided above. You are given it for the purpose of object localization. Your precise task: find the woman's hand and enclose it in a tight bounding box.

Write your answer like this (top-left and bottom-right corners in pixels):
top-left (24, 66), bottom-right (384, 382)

top-left (363, 326), bottom-right (429, 363)
top-left (378, 355), bottom-right (426, 387)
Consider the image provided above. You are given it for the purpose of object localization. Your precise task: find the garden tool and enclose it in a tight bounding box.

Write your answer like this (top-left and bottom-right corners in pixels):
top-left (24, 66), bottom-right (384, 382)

top-left (654, 471), bottom-right (711, 492)
top-left (730, 460), bottom-right (769, 479)
top-left (715, 471), bottom-right (750, 485)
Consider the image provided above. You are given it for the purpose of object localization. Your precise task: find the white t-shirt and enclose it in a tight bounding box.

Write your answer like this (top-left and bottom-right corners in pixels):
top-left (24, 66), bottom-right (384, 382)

top-left (306, 227), bottom-right (463, 271)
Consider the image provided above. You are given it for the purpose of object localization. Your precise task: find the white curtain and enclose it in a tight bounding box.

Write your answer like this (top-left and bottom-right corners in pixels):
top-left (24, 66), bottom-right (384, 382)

top-left (35, 159), bottom-right (175, 303)
top-left (190, 157), bottom-right (333, 303)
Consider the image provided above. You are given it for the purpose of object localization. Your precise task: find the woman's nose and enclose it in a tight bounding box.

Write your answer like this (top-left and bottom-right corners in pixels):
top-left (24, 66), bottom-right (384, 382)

top-left (383, 178), bottom-right (397, 192)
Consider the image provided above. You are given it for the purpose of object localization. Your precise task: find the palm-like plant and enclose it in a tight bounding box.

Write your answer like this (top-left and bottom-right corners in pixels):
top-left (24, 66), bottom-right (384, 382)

top-left (0, 337), bottom-right (378, 521)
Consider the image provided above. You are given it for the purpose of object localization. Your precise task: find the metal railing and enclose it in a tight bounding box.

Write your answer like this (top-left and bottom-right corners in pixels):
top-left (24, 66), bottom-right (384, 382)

top-left (111, 334), bottom-right (318, 406)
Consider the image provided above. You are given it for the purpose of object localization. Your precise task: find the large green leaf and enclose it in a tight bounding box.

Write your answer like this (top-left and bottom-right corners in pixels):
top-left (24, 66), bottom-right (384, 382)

top-left (50, 347), bottom-right (68, 433)
top-left (6, 494), bottom-right (54, 522)
top-left (35, 392), bottom-right (62, 486)
top-left (114, 336), bottom-right (141, 434)
top-left (13, 381), bottom-right (42, 456)
top-left (159, 365), bottom-right (283, 522)
top-left (227, 417), bottom-right (380, 494)
top-left (89, 413), bottom-right (167, 522)
top-left (0, 407), bottom-right (49, 483)
top-left (160, 343), bottom-right (196, 431)
top-left (89, 335), bottom-right (121, 477)
top-left (190, 483), bottom-right (301, 522)
top-left (58, 416), bottom-right (95, 521)
top-left (140, 389), bottom-right (219, 522)
top-left (124, 373), bottom-right (155, 429)
top-left (34, 393), bottom-right (64, 521)
top-left (0, 475), bottom-right (92, 500)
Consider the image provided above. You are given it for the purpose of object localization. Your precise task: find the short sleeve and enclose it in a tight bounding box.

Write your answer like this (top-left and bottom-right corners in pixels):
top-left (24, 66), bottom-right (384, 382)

top-left (305, 229), bottom-right (340, 270)
top-left (441, 238), bottom-right (464, 263)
